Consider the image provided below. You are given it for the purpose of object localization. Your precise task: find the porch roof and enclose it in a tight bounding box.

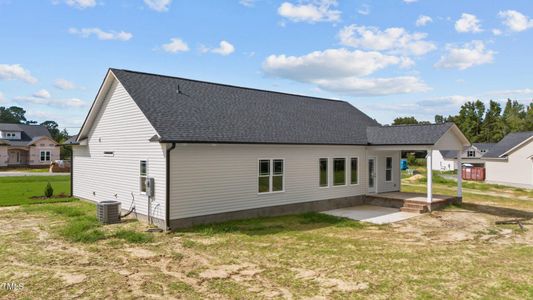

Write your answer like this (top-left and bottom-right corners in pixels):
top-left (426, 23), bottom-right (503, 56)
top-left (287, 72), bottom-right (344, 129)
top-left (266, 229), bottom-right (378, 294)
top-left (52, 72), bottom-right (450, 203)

top-left (367, 123), bottom-right (470, 151)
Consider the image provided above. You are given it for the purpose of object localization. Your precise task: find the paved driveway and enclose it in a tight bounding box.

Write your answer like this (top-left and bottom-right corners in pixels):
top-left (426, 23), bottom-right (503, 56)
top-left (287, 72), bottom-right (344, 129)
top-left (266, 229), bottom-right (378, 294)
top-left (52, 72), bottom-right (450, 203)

top-left (0, 171), bottom-right (69, 177)
top-left (323, 205), bottom-right (418, 224)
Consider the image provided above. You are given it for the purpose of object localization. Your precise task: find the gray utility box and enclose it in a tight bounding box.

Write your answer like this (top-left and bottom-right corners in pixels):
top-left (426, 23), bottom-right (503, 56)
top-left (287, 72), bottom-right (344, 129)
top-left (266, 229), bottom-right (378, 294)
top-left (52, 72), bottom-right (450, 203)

top-left (97, 200), bottom-right (121, 224)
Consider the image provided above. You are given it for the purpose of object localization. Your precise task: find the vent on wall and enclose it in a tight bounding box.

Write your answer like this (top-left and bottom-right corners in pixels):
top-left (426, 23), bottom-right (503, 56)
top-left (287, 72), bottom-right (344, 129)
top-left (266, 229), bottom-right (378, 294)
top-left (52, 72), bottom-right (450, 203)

top-left (104, 151), bottom-right (114, 157)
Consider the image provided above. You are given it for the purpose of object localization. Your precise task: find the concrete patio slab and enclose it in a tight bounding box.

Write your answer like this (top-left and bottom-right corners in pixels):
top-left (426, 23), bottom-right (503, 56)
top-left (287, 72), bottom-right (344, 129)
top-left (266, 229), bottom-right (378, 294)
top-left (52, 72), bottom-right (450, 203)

top-left (323, 205), bottom-right (419, 224)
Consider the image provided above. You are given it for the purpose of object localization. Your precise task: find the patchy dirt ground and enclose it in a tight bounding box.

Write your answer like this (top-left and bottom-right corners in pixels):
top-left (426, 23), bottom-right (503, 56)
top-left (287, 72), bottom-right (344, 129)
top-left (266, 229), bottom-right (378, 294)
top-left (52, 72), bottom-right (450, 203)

top-left (1, 197), bottom-right (533, 299)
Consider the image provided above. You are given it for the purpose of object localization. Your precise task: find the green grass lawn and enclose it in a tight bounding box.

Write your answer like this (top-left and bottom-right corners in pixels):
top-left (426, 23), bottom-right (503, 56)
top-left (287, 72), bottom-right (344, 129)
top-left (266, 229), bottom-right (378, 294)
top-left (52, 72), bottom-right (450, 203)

top-left (0, 175), bottom-right (77, 206)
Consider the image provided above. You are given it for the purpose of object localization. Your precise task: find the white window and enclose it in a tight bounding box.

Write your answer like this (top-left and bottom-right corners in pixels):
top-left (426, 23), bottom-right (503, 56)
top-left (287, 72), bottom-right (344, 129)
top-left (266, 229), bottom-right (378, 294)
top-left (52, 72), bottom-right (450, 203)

top-left (350, 157), bottom-right (359, 185)
top-left (40, 151), bottom-right (51, 162)
top-left (319, 158), bottom-right (328, 187)
top-left (140, 160), bottom-right (147, 193)
top-left (467, 150), bottom-right (475, 158)
top-left (385, 157), bottom-right (393, 182)
top-left (333, 158), bottom-right (346, 186)
top-left (258, 159), bottom-right (284, 193)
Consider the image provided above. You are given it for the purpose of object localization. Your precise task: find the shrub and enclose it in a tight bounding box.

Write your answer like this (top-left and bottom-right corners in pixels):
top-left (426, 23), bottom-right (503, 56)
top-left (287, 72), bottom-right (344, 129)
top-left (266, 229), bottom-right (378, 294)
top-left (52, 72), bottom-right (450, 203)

top-left (44, 182), bottom-right (54, 198)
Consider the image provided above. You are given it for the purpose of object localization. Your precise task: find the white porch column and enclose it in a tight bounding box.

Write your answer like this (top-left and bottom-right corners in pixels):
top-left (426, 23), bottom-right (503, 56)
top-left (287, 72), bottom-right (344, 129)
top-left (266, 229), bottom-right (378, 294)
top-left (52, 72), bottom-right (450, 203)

top-left (457, 153), bottom-right (462, 199)
top-left (426, 149), bottom-right (433, 203)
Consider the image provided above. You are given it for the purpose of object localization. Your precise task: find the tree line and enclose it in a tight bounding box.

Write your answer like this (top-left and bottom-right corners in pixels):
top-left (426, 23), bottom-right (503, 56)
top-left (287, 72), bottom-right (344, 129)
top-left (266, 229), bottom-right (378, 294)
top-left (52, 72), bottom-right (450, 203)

top-left (392, 99), bottom-right (533, 143)
top-left (0, 106), bottom-right (70, 143)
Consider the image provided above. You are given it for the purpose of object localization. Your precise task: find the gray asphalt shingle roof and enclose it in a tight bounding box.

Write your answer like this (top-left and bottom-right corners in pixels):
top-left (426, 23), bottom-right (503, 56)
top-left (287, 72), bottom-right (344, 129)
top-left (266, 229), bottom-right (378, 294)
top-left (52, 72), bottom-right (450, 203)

top-left (107, 69), bottom-right (464, 146)
top-left (366, 123), bottom-right (454, 145)
top-left (484, 131), bottom-right (533, 158)
top-left (0, 123), bottom-right (52, 146)
top-left (112, 69), bottom-right (381, 145)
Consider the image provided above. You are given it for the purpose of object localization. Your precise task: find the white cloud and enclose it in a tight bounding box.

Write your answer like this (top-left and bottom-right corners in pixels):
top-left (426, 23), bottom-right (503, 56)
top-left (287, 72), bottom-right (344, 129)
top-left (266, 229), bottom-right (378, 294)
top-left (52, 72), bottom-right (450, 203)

top-left (416, 15), bottom-right (432, 27)
top-left (200, 40), bottom-right (235, 56)
top-left (435, 40), bottom-right (495, 70)
top-left (54, 79), bottom-right (77, 90)
top-left (0, 64), bottom-right (37, 84)
top-left (492, 28), bottom-right (502, 36)
top-left (211, 40), bottom-right (235, 56)
top-left (357, 4), bottom-right (370, 16)
top-left (338, 25), bottom-right (436, 56)
top-left (312, 76), bottom-right (430, 96)
top-left (68, 27), bottom-right (132, 41)
top-left (144, 0), bottom-right (172, 12)
top-left (33, 89), bottom-right (51, 99)
top-left (239, 0), bottom-right (255, 7)
top-left (161, 38), bottom-right (189, 53)
top-left (278, 0), bottom-right (341, 23)
top-left (498, 10), bottom-right (533, 32)
top-left (14, 95), bottom-right (86, 108)
top-left (0, 92), bottom-right (5, 103)
top-left (64, 0), bottom-right (96, 9)
top-left (455, 13), bottom-right (482, 33)
top-left (263, 48), bottom-right (402, 79)
top-left (263, 48), bottom-right (429, 96)
top-left (403, 0), bottom-right (417, 3)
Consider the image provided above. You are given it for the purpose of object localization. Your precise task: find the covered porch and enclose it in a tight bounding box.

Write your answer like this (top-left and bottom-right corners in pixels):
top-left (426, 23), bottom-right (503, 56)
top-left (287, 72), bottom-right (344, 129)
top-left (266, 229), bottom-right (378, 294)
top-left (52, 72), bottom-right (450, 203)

top-left (366, 123), bottom-right (471, 213)
top-left (7, 147), bottom-right (29, 166)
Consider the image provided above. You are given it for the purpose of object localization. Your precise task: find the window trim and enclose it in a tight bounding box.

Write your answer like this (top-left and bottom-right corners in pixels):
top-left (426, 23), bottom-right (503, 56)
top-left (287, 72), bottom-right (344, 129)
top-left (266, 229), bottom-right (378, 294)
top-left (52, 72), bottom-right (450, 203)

top-left (257, 158), bottom-right (285, 195)
top-left (350, 157), bottom-right (359, 185)
top-left (40, 150), bottom-right (51, 162)
top-left (319, 158), bottom-right (329, 188)
top-left (385, 156), bottom-right (393, 182)
top-left (332, 157), bottom-right (347, 187)
top-left (139, 160), bottom-right (148, 194)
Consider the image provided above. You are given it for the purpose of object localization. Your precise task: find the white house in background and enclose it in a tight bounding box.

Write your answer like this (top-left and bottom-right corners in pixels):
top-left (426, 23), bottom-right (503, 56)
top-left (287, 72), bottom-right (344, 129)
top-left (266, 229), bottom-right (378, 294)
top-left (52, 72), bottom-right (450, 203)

top-left (484, 132), bottom-right (533, 188)
top-left (71, 69), bottom-right (470, 230)
top-left (0, 123), bottom-right (59, 167)
top-left (431, 143), bottom-right (495, 171)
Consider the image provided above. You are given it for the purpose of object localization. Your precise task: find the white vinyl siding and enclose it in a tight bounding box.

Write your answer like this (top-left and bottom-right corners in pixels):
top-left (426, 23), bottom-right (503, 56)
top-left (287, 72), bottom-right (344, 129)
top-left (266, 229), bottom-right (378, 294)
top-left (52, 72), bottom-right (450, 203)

top-left (169, 144), bottom-right (367, 220)
top-left (485, 140), bottom-right (533, 188)
top-left (72, 79), bottom-right (167, 222)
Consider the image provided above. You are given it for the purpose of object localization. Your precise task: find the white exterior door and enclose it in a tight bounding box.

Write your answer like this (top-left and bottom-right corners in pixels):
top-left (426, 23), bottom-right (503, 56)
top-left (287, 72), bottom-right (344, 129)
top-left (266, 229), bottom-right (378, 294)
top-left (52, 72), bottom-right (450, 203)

top-left (368, 157), bottom-right (377, 193)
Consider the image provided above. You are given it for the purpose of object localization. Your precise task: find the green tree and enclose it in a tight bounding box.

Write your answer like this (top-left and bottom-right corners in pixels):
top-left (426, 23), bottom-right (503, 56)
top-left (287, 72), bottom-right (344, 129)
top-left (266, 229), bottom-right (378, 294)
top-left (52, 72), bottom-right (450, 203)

top-left (455, 100), bottom-right (485, 142)
top-left (525, 102), bottom-right (533, 131)
top-left (434, 115), bottom-right (446, 124)
top-left (392, 116), bottom-right (419, 125)
top-left (480, 100), bottom-right (505, 142)
top-left (0, 106), bottom-right (28, 123)
top-left (502, 99), bottom-right (526, 133)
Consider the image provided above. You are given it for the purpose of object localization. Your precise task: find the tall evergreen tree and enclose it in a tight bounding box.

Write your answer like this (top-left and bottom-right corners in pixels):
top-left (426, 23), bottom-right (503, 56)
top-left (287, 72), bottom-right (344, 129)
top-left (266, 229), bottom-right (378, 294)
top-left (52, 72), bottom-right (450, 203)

top-left (525, 102), bottom-right (533, 131)
top-left (502, 99), bottom-right (526, 133)
top-left (455, 100), bottom-right (485, 142)
top-left (480, 100), bottom-right (505, 142)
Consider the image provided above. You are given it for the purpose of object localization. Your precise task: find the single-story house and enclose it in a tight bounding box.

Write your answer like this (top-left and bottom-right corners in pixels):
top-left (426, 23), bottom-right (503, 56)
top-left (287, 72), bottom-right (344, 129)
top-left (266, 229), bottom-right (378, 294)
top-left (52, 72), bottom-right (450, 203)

top-left (0, 123), bottom-right (59, 167)
top-left (484, 131), bottom-right (533, 188)
top-left (431, 143), bottom-right (495, 171)
top-left (71, 69), bottom-right (470, 230)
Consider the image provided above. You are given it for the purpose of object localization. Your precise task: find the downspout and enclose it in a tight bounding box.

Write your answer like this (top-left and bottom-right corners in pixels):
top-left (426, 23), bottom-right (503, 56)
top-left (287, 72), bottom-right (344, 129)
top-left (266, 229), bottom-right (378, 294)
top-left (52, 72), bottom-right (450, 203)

top-left (62, 145), bottom-right (73, 197)
top-left (165, 142), bottom-right (176, 231)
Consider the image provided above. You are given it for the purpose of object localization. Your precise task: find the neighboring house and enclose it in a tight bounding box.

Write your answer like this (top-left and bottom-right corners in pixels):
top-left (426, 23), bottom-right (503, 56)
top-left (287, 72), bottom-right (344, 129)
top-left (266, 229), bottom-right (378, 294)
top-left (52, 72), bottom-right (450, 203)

top-left (484, 132), bottom-right (533, 188)
top-left (431, 143), bottom-right (496, 171)
top-left (0, 123), bottom-right (59, 167)
top-left (71, 69), bottom-right (470, 230)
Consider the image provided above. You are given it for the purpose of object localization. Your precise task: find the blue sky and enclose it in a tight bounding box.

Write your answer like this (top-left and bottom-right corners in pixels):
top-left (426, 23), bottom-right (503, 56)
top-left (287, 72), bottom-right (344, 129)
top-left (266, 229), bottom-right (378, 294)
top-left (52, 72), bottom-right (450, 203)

top-left (1, 0), bottom-right (533, 133)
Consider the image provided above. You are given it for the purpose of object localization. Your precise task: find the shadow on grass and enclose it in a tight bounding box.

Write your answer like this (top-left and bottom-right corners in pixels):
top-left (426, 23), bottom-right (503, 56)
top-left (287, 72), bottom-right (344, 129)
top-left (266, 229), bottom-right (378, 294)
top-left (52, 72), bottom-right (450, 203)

top-left (177, 212), bottom-right (366, 236)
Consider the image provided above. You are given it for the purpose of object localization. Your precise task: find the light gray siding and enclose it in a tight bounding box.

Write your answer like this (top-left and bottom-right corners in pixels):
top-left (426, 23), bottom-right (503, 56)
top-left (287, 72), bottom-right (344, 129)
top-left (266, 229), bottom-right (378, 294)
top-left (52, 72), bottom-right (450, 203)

top-left (169, 144), bottom-right (368, 220)
top-left (485, 140), bottom-right (533, 188)
top-left (73, 80), bottom-right (167, 222)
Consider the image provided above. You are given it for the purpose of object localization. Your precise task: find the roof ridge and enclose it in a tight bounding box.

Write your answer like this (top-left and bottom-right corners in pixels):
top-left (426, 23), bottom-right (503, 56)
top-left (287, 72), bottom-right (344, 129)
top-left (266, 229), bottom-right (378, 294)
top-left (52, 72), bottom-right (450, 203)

top-left (368, 122), bottom-right (452, 128)
top-left (111, 68), bottom-right (351, 105)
